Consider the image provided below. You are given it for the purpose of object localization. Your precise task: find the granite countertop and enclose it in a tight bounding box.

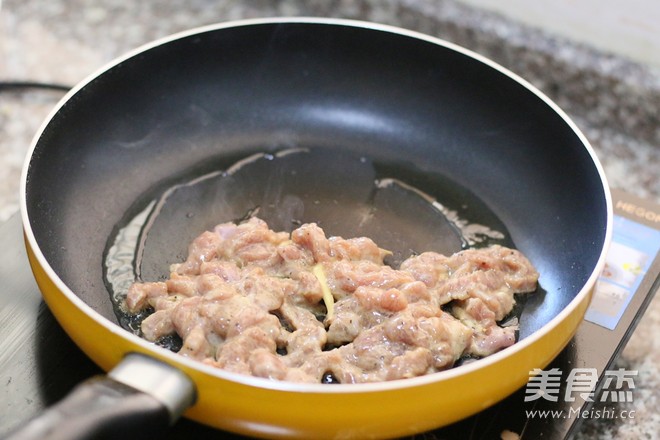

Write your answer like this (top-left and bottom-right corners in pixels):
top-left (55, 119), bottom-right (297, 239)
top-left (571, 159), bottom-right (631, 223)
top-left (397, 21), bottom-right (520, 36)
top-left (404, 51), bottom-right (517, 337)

top-left (1, 0), bottom-right (658, 438)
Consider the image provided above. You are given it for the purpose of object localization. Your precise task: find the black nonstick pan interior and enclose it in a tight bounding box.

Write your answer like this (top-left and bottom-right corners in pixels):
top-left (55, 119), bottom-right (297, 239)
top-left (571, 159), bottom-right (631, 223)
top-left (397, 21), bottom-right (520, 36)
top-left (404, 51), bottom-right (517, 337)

top-left (24, 20), bottom-right (609, 354)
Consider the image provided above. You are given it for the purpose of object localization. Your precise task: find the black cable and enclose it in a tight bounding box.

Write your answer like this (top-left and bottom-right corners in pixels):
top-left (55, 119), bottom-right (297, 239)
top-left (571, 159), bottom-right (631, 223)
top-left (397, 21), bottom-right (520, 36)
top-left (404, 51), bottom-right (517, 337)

top-left (0, 81), bottom-right (72, 92)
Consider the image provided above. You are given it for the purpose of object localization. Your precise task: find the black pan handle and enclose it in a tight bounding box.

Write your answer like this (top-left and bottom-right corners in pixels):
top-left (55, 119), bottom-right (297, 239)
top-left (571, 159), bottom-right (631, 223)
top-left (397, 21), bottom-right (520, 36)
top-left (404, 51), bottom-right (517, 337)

top-left (4, 353), bottom-right (196, 440)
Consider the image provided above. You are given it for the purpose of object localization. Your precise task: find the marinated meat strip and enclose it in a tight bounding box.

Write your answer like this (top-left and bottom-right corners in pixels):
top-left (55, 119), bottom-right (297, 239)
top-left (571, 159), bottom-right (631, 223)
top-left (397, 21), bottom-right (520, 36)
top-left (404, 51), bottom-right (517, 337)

top-left (125, 217), bottom-right (539, 384)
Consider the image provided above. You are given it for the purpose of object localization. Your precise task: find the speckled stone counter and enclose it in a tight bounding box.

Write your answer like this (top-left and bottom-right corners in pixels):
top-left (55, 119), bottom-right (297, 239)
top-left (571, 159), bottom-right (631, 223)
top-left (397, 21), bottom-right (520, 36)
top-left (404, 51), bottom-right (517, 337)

top-left (1, 1), bottom-right (658, 438)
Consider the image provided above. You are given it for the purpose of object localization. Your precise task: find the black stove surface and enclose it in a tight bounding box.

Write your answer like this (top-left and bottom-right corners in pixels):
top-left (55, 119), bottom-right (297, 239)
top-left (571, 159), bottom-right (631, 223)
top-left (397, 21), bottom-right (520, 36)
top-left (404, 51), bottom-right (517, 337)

top-left (1, 189), bottom-right (658, 439)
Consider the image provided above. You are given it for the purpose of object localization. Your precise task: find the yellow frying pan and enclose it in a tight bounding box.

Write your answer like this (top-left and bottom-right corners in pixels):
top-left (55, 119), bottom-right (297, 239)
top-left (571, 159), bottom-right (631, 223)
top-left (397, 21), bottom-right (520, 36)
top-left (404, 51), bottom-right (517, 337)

top-left (16, 18), bottom-right (611, 439)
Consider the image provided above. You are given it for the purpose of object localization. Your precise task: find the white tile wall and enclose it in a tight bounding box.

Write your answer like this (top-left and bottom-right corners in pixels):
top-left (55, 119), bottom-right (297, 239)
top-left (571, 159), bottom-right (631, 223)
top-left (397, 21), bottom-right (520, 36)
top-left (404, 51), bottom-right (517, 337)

top-left (455, 0), bottom-right (660, 69)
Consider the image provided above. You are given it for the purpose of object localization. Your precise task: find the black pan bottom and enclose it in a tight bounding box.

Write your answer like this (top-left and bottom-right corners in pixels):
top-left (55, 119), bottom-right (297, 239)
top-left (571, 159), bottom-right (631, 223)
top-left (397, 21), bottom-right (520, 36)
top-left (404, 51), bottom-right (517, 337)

top-left (104, 147), bottom-right (523, 348)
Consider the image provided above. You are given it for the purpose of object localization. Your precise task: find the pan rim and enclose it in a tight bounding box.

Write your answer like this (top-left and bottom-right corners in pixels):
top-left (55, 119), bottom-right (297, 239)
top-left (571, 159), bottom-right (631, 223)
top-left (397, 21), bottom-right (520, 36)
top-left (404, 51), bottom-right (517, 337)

top-left (19, 16), bottom-right (613, 394)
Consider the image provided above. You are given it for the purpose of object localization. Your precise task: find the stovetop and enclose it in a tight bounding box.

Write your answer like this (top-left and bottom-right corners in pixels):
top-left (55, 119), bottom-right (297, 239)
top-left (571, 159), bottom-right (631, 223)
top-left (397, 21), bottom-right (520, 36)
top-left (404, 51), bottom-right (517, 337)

top-left (1, 189), bottom-right (658, 439)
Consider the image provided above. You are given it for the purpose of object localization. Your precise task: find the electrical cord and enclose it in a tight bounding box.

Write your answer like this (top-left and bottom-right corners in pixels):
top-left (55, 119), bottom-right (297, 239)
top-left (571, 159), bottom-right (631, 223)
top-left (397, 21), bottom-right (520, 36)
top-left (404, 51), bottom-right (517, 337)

top-left (0, 81), bottom-right (72, 92)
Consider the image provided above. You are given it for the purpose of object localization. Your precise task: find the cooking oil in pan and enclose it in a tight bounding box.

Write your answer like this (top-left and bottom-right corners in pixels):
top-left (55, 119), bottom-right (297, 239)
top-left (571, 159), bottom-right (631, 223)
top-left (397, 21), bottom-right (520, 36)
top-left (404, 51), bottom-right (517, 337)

top-left (104, 147), bottom-right (515, 351)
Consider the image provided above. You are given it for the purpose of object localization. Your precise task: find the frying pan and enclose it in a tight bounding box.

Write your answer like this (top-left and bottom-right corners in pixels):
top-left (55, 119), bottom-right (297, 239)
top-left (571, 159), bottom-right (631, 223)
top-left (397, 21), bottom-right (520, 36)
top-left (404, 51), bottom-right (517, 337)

top-left (15, 18), bottom-right (611, 440)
